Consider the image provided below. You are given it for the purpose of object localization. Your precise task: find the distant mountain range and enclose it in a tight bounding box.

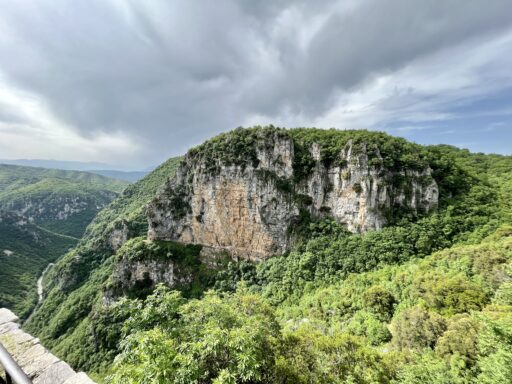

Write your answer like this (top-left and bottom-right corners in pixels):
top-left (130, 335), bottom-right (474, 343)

top-left (0, 159), bottom-right (152, 182)
top-left (86, 169), bottom-right (149, 183)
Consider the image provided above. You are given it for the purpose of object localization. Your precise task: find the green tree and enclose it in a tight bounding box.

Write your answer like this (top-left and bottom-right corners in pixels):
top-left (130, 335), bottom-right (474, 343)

top-left (435, 314), bottom-right (479, 367)
top-left (344, 311), bottom-right (392, 346)
top-left (109, 288), bottom-right (281, 384)
top-left (476, 309), bottom-right (512, 384)
top-left (276, 326), bottom-right (392, 384)
top-left (362, 285), bottom-right (397, 320)
top-left (392, 352), bottom-right (468, 384)
top-left (390, 306), bottom-right (446, 350)
top-left (415, 274), bottom-right (487, 315)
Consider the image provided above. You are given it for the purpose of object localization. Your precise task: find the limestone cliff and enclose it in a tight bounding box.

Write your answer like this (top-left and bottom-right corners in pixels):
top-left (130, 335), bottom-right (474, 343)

top-left (147, 128), bottom-right (439, 261)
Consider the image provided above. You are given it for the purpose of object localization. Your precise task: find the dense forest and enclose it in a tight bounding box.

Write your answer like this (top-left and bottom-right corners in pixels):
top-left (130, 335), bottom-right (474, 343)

top-left (23, 128), bottom-right (512, 383)
top-left (0, 164), bottom-right (127, 316)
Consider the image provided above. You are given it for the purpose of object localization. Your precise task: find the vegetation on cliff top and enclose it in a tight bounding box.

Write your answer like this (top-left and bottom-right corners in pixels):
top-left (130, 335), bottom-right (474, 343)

top-left (168, 127), bottom-right (467, 230)
top-left (186, 126), bottom-right (431, 175)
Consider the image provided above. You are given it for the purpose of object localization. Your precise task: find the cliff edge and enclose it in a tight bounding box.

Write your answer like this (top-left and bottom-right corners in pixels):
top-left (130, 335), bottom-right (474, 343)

top-left (147, 128), bottom-right (438, 260)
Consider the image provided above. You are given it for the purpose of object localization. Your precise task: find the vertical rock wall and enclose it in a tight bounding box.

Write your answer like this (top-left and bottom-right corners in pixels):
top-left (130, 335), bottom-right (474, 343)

top-left (147, 133), bottom-right (438, 260)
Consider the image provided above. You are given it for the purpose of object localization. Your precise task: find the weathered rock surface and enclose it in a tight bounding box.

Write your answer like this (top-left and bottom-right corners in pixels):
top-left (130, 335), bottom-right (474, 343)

top-left (148, 134), bottom-right (298, 261)
top-left (107, 221), bottom-right (129, 251)
top-left (0, 308), bottom-right (95, 384)
top-left (147, 133), bottom-right (438, 261)
top-left (108, 257), bottom-right (193, 299)
top-left (3, 195), bottom-right (115, 224)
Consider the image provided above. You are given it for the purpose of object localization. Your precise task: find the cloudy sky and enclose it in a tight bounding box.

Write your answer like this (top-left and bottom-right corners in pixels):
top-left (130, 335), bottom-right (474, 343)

top-left (0, 0), bottom-right (511, 169)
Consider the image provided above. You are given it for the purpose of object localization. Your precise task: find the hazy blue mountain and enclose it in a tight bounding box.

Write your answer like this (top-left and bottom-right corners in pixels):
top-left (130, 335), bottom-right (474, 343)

top-left (87, 170), bottom-right (149, 182)
top-left (0, 159), bottom-right (154, 182)
top-left (0, 159), bottom-right (113, 171)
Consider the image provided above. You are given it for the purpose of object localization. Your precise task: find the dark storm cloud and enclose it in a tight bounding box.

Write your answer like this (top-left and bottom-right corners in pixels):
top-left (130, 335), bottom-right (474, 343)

top-left (0, 0), bottom-right (511, 165)
top-left (242, 0), bottom-right (512, 115)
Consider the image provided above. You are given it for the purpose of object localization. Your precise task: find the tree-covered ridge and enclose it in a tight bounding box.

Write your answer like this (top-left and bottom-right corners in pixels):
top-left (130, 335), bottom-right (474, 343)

top-left (0, 164), bottom-right (127, 196)
top-left (0, 164), bottom-right (129, 237)
top-left (22, 128), bottom-right (512, 383)
top-left (185, 126), bottom-right (432, 174)
top-left (289, 128), bottom-right (431, 171)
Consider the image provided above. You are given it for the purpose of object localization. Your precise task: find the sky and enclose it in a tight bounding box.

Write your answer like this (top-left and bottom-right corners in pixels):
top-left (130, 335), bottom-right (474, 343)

top-left (0, 0), bottom-right (511, 170)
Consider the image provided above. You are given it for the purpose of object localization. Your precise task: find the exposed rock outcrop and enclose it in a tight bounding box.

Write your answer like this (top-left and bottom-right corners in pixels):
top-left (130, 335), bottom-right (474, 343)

top-left (107, 258), bottom-right (193, 300)
top-left (104, 238), bottom-right (204, 302)
top-left (147, 130), bottom-right (439, 261)
top-left (4, 195), bottom-right (115, 224)
top-left (107, 221), bottom-right (130, 251)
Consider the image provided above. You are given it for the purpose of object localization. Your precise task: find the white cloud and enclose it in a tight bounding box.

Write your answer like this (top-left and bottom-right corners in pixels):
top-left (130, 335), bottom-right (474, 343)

top-left (0, 77), bottom-right (138, 165)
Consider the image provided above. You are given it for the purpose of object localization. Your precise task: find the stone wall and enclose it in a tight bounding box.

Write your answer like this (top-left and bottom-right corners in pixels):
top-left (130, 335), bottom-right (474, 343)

top-left (0, 308), bottom-right (95, 384)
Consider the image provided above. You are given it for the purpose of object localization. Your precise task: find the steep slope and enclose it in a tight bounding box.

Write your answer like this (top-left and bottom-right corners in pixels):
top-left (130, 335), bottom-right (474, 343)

top-left (105, 141), bottom-right (512, 384)
top-left (24, 157), bottom-right (182, 370)
top-left (0, 165), bottom-right (128, 317)
top-left (108, 226), bottom-right (512, 384)
top-left (0, 211), bottom-right (75, 316)
top-left (25, 128), bottom-right (511, 381)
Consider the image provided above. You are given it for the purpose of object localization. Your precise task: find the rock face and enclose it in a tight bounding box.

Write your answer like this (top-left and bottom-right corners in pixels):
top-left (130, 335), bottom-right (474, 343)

top-left (107, 221), bottom-right (130, 251)
top-left (104, 238), bottom-right (203, 302)
top-left (147, 131), bottom-right (438, 261)
top-left (108, 258), bottom-right (193, 299)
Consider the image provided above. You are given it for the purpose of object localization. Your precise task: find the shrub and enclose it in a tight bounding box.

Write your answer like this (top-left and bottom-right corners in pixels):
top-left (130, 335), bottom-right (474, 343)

top-left (390, 306), bottom-right (447, 350)
top-left (363, 285), bottom-right (397, 320)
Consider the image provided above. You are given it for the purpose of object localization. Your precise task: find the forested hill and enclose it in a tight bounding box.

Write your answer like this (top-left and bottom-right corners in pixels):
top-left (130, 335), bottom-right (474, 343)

top-left (24, 128), bottom-right (512, 384)
top-left (0, 164), bottom-right (128, 317)
top-left (0, 164), bottom-right (127, 237)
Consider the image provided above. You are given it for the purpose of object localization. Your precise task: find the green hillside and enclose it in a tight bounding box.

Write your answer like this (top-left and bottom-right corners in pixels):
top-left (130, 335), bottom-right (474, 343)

top-left (24, 128), bottom-right (512, 383)
top-left (0, 164), bottom-right (128, 317)
top-left (0, 211), bottom-right (76, 316)
top-left (21, 156), bottom-right (180, 366)
top-left (107, 228), bottom-right (512, 384)
top-left (0, 164), bottom-right (127, 237)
